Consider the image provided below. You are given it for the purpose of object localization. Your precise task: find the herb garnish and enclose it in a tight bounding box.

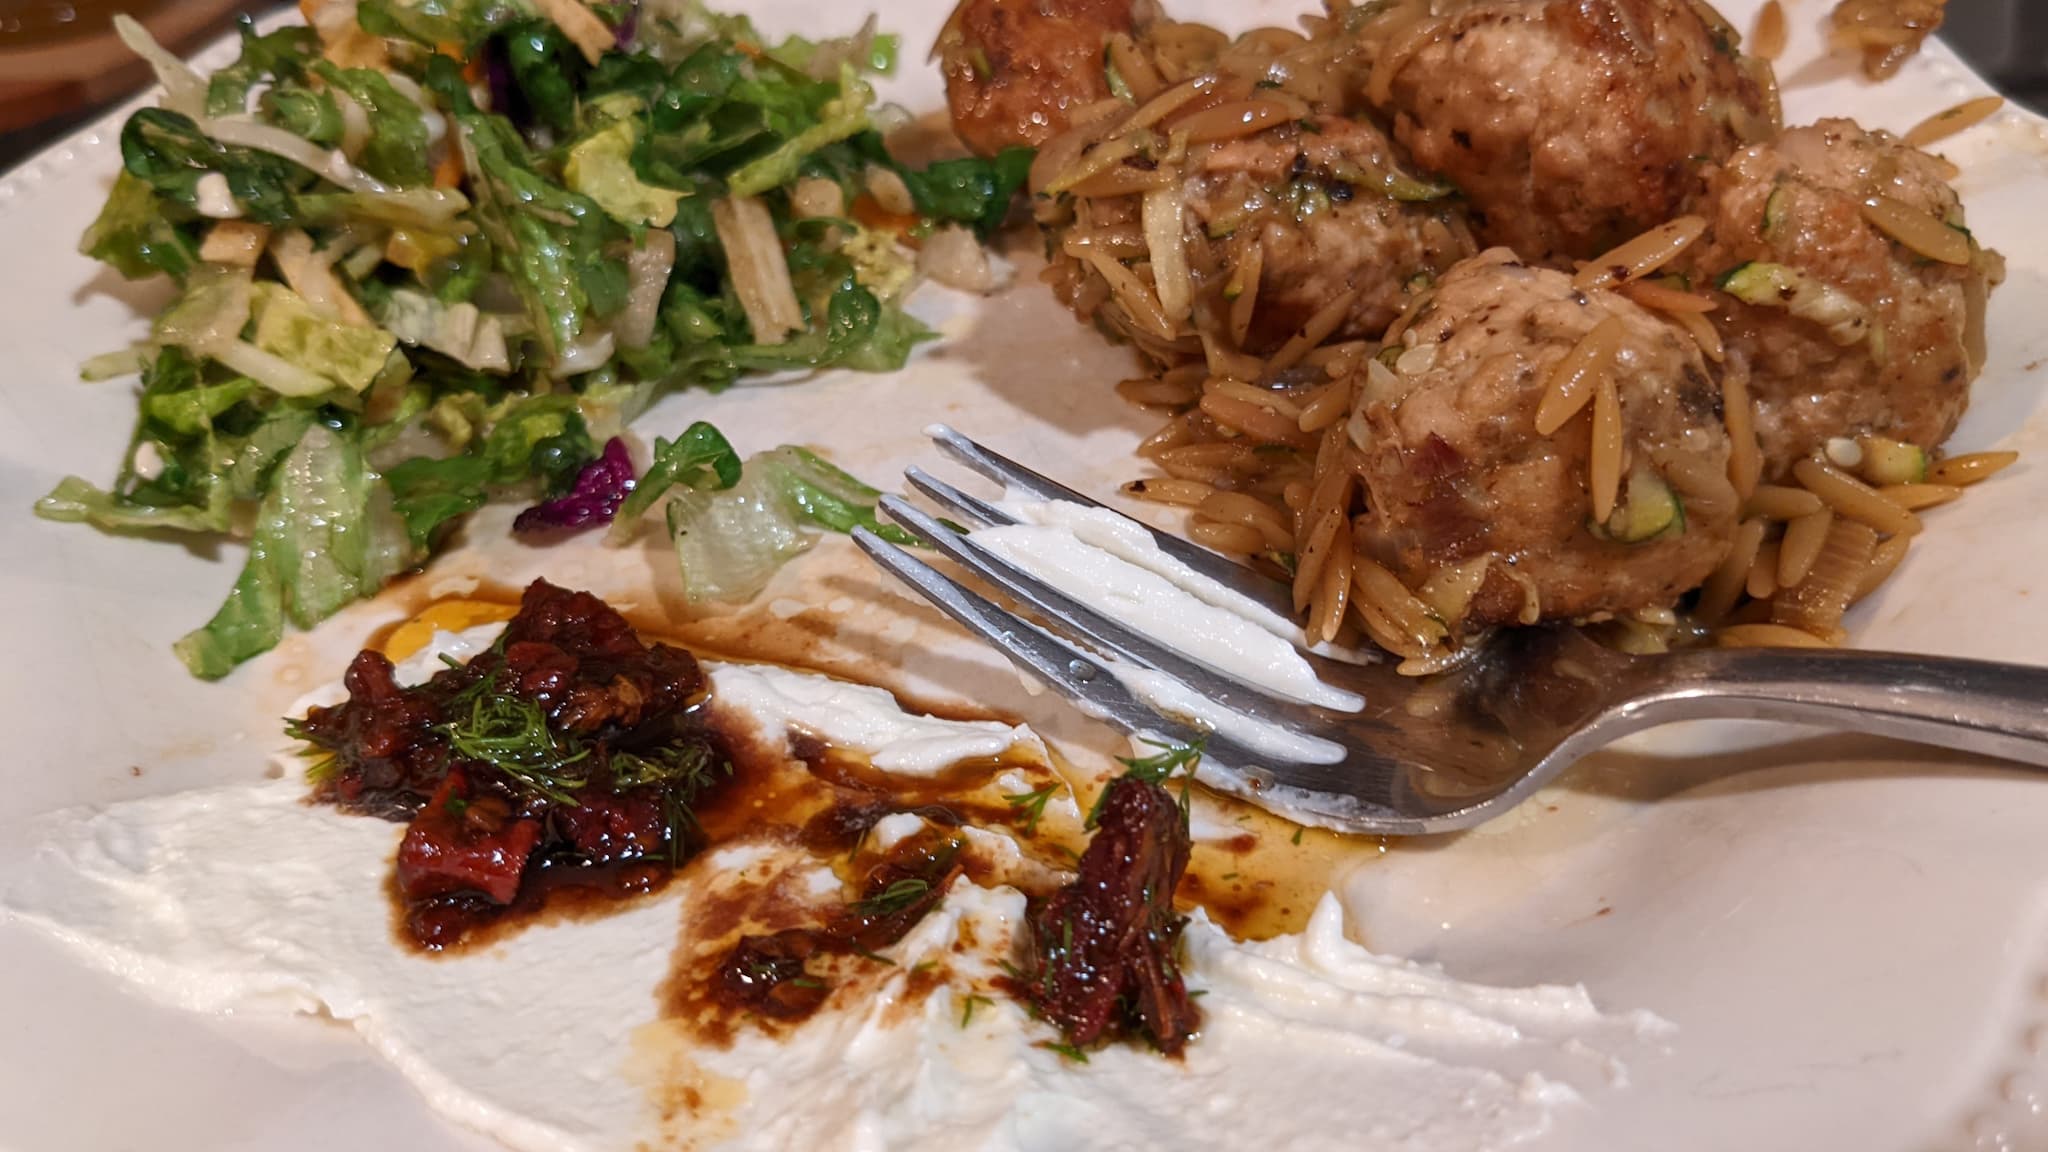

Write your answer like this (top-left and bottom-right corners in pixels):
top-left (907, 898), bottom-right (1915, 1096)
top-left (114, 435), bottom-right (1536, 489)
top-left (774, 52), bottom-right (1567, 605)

top-left (1002, 782), bottom-right (1062, 836)
top-left (438, 684), bottom-right (591, 804)
top-left (854, 877), bottom-right (933, 918)
top-left (1038, 1040), bottom-right (1091, 1064)
top-left (1086, 736), bottom-right (1206, 829)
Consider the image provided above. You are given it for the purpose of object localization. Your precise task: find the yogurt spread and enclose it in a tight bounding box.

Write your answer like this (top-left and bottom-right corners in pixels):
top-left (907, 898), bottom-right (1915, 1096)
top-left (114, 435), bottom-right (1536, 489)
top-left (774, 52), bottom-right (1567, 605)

top-left (2, 629), bottom-right (1662, 1152)
top-left (969, 500), bottom-right (1350, 765)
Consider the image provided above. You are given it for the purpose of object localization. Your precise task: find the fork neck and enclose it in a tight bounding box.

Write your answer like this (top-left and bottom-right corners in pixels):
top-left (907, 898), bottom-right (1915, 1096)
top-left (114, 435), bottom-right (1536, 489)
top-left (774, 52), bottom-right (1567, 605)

top-left (1624, 646), bottom-right (2048, 769)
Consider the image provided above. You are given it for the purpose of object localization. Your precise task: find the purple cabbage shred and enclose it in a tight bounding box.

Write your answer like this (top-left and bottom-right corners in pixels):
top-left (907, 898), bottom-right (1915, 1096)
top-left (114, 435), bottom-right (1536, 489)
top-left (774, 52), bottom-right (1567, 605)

top-left (481, 39), bottom-right (518, 125)
top-left (514, 437), bottom-right (636, 535)
top-left (613, 0), bottom-right (641, 50)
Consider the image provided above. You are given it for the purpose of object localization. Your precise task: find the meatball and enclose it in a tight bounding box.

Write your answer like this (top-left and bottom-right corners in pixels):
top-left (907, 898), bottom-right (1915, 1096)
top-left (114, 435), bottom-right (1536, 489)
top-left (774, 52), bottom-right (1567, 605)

top-left (1683, 118), bottom-right (2000, 477)
top-left (1375, 0), bottom-right (1777, 263)
top-left (1354, 249), bottom-right (1739, 625)
top-left (938, 0), bottom-right (1140, 157)
top-left (1040, 115), bottom-right (1477, 361)
top-left (1181, 116), bottom-right (1477, 351)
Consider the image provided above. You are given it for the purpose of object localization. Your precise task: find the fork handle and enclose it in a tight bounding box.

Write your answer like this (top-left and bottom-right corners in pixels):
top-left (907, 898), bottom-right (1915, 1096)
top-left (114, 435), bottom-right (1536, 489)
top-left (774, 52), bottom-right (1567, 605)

top-left (1641, 647), bottom-right (2048, 768)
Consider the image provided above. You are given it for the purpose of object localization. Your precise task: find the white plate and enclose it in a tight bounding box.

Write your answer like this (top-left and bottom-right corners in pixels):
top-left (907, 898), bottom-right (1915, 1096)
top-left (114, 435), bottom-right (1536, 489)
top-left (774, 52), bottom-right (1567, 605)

top-left (5, 2), bottom-right (2048, 1149)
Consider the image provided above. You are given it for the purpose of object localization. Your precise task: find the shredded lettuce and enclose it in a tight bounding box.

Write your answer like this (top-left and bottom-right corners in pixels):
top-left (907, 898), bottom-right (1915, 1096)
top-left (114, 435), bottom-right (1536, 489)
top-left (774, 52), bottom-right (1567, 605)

top-left (205, 19), bottom-right (318, 117)
top-left (376, 287), bottom-right (511, 371)
top-left (662, 441), bottom-right (911, 602)
top-left (755, 445), bottom-right (915, 542)
top-left (564, 119), bottom-right (685, 226)
top-left (727, 65), bottom-right (874, 198)
top-left (80, 170), bottom-right (200, 281)
top-left (250, 283), bottom-right (399, 393)
top-left (354, 0), bottom-right (521, 49)
top-left (174, 424), bottom-right (419, 678)
top-left (60, 0), bottom-right (1030, 676)
top-left (607, 421), bottom-right (741, 541)
top-left (35, 474), bottom-right (230, 534)
top-left (121, 108), bottom-right (312, 226)
top-left (37, 347), bottom-right (312, 534)
top-left (667, 464), bottom-right (811, 602)
top-left (387, 394), bottom-right (597, 546)
top-left (311, 62), bottom-right (433, 187)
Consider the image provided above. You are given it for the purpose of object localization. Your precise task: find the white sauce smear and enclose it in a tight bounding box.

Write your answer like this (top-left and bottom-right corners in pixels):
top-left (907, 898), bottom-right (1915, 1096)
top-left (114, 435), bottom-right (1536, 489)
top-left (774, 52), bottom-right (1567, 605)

top-left (969, 500), bottom-right (1350, 765)
top-left (3, 630), bottom-right (1660, 1152)
top-left (977, 500), bottom-right (1361, 712)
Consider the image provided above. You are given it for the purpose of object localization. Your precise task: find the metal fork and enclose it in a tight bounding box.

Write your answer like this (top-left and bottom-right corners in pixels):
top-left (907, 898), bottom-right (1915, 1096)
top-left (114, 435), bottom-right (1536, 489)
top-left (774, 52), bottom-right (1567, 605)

top-left (851, 426), bottom-right (2048, 835)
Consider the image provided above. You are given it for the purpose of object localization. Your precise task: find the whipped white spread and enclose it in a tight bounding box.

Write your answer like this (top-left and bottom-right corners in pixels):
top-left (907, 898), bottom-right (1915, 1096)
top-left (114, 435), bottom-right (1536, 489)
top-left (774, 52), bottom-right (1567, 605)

top-left (976, 499), bottom-right (1361, 712)
top-left (709, 660), bottom-right (1042, 776)
top-left (282, 625), bottom-right (1043, 780)
top-left (968, 500), bottom-right (1349, 765)
top-left (699, 878), bottom-right (1661, 1152)
top-left (4, 628), bottom-right (1661, 1152)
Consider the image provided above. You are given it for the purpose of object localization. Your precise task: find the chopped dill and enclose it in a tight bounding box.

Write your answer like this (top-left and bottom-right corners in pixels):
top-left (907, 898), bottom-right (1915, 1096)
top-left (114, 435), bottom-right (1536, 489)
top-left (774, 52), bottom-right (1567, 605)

top-left (437, 687), bottom-right (592, 805)
top-left (851, 946), bottom-right (896, 966)
top-left (1116, 737), bottom-right (1208, 785)
top-left (959, 993), bottom-right (995, 1028)
top-left (612, 742), bottom-right (713, 790)
top-left (1087, 736), bottom-right (1206, 829)
top-left (1291, 826), bottom-right (1305, 846)
top-left (1038, 1040), bottom-right (1090, 1064)
top-left (281, 716), bottom-right (338, 783)
top-left (1002, 782), bottom-right (1062, 836)
top-left (854, 877), bottom-right (932, 918)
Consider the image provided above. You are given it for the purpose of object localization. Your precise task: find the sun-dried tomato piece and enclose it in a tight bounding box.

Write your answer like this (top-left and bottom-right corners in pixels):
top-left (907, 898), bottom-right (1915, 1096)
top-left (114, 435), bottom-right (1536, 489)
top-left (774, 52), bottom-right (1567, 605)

top-left (1022, 776), bottom-right (1200, 1055)
top-left (396, 768), bottom-right (544, 905)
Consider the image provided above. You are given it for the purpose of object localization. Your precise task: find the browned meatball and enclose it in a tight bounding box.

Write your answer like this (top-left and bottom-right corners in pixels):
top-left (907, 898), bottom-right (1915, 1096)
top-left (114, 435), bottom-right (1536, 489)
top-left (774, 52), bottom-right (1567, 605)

top-left (1375, 0), bottom-right (1777, 264)
top-left (1040, 114), bottom-right (1474, 354)
top-left (1181, 116), bottom-right (1477, 352)
top-left (1355, 249), bottom-right (1738, 625)
top-left (1038, 114), bottom-right (1477, 361)
top-left (1683, 118), bottom-right (2001, 477)
top-left (938, 0), bottom-right (1140, 157)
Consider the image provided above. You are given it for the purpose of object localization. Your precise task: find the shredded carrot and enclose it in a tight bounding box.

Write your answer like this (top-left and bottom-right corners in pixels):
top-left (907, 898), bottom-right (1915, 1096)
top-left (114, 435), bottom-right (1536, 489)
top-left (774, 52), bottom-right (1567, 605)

top-left (433, 146), bottom-right (465, 189)
top-left (851, 194), bottom-right (924, 246)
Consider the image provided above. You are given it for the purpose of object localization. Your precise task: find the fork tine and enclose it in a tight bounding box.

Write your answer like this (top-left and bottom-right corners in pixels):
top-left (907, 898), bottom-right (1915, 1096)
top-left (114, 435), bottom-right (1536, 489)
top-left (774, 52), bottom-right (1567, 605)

top-left (924, 423), bottom-right (1098, 507)
top-left (851, 526), bottom-right (1389, 827)
top-left (904, 466), bottom-right (1016, 530)
top-left (850, 526), bottom-right (1208, 747)
top-left (877, 495), bottom-right (1362, 715)
top-left (924, 424), bottom-right (1299, 621)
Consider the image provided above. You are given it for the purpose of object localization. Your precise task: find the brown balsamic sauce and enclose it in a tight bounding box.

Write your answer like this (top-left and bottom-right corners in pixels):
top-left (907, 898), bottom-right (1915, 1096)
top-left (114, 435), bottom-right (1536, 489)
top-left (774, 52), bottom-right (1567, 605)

top-left (343, 589), bottom-right (1390, 993)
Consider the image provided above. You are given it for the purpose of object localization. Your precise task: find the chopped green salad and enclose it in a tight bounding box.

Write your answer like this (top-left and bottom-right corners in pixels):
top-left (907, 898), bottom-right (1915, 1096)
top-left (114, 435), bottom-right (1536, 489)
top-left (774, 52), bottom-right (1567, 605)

top-left (39, 0), bottom-right (1032, 678)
